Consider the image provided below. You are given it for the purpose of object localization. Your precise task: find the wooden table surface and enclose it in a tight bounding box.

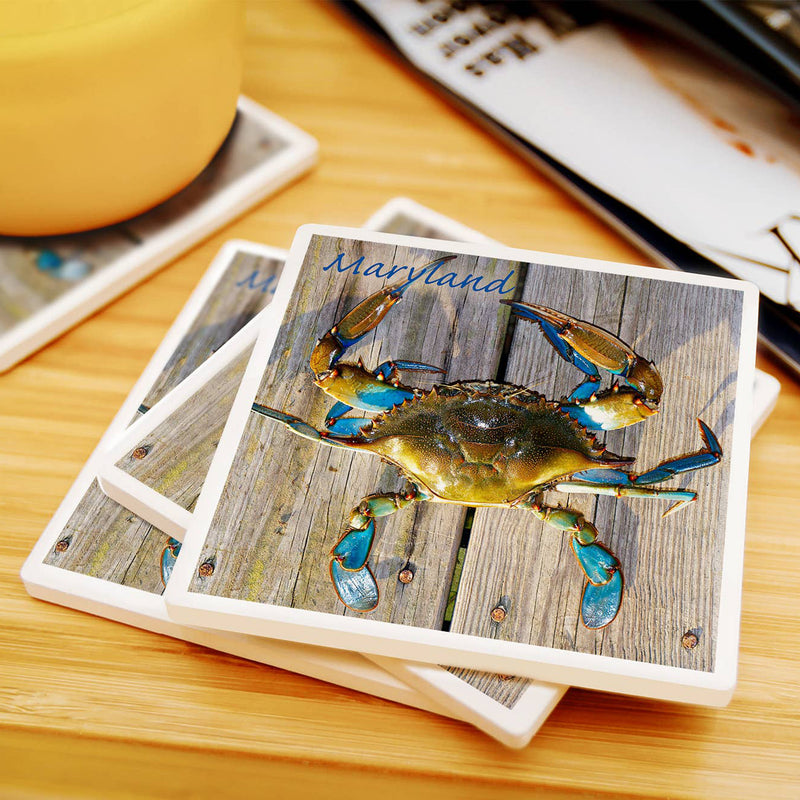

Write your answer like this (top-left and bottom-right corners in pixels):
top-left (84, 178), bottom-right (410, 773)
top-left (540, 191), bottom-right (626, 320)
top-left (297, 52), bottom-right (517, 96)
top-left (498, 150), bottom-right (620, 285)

top-left (2, 2), bottom-right (799, 797)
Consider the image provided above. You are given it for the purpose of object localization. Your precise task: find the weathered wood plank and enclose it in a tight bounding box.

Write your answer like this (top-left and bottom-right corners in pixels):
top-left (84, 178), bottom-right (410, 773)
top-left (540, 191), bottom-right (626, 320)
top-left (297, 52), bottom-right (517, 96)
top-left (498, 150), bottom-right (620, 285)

top-left (444, 667), bottom-right (532, 709)
top-left (43, 248), bottom-right (281, 592)
top-left (192, 236), bottom-right (511, 629)
top-left (445, 269), bottom-right (624, 703)
top-left (579, 278), bottom-right (741, 669)
top-left (382, 216), bottom-right (539, 707)
top-left (43, 480), bottom-right (169, 593)
top-left (138, 251), bottom-right (282, 414)
top-left (452, 264), bottom-right (742, 670)
top-left (118, 349), bottom-right (251, 511)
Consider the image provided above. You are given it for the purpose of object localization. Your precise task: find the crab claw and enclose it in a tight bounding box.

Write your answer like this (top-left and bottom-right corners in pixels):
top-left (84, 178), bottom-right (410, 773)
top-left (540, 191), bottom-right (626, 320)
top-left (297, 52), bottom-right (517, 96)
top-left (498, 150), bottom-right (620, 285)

top-left (311, 256), bottom-right (456, 379)
top-left (502, 300), bottom-right (663, 404)
top-left (570, 538), bottom-right (620, 584)
top-left (310, 257), bottom-right (455, 415)
top-left (328, 489), bottom-right (421, 613)
top-left (571, 538), bottom-right (624, 628)
top-left (330, 520), bottom-right (379, 611)
top-left (563, 384), bottom-right (659, 431)
top-left (634, 417), bottom-right (722, 502)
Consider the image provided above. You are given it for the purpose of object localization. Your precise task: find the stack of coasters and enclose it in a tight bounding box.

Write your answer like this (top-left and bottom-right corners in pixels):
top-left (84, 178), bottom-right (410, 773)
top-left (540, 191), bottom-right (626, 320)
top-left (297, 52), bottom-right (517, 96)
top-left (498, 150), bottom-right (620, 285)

top-left (22, 199), bottom-right (772, 746)
top-left (24, 200), bottom-right (582, 748)
top-left (159, 218), bottom-right (760, 703)
top-left (0, 96), bottom-right (317, 372)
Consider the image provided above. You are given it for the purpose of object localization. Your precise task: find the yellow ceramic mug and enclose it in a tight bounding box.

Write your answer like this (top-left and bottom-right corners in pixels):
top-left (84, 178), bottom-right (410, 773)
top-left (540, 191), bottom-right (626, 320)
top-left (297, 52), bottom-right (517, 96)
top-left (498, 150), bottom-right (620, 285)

top-left (0, 0), bottom-right (244, 235)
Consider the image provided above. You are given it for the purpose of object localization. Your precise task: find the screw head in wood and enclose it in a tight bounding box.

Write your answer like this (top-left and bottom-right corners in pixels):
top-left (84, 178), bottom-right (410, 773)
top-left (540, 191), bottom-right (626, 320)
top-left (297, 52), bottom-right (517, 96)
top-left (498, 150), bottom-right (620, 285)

top-left (132, 446), bottom-right (149, 460)
top-left (681, 631), bottom-right (699, 650)
top-left (398, 568), bottom-right (414, 584)
top-left (198, 561), bottom-right (215, 577)
top-left (490, 605), bottom-right (507, 623)
top-left (55, 539), bottom-right (70, 552)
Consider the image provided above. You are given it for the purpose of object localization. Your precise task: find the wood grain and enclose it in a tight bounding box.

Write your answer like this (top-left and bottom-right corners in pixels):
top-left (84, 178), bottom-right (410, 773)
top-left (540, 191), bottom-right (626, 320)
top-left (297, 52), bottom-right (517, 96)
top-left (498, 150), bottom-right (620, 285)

top-left (119, 349), bottom-right (251, 512)
top-left (444, 667), bottom-right (532, 709)
top-left (374, 212), bottom-right (534, 709)
top-left (137, 249), bottom-right (283, 414)
top-left (42, 479), bottom-right (169, 592)
top-left (2, 1), bottom-right (798, 796)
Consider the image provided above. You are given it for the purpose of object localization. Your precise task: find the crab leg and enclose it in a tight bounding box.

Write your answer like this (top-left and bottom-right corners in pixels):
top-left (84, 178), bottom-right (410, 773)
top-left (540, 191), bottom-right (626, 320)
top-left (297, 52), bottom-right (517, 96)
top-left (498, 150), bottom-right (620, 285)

top-left (565, 418), bottom-right (722, 514)
top-left (251, 403), bottom-right (353, 447)
top-left (519, 496), bottom-right (623, 629)
top-left (250, 401), bottom-right (421, 612)
top-left (502, 300), bottom-right (663, 405)
top-left (310, 257), bottom-right (453, 413)
top-left (330, 487), bottom-right (421, 612)
top-left (631, 419), bottom-right (722, 484)
top-left (556, 481), bottom-right (698, 516)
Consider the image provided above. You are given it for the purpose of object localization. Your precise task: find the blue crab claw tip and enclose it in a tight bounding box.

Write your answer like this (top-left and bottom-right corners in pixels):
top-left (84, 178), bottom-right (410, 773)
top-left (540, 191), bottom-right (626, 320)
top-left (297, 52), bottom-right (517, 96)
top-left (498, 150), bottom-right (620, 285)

top-left (697, 418), bottom-right (722, 457)
top-left (330, 561), bottom-right (379, 612)
top-left (581, 570), bottom-right (623, 629)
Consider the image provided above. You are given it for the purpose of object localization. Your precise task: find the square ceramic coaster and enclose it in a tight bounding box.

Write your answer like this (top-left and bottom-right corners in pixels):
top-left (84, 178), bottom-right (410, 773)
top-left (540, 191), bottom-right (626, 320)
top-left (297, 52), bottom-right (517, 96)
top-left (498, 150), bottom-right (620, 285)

top-left (0, 95), bottom-right (317, 372)
top-left (164, 224), bottom-right (758, 705)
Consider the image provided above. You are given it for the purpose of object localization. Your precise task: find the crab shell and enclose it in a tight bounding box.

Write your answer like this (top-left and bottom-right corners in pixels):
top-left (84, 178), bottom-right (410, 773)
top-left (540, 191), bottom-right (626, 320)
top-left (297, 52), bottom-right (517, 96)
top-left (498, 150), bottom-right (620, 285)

top-left (343, 381), bottom-right (632, 507)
